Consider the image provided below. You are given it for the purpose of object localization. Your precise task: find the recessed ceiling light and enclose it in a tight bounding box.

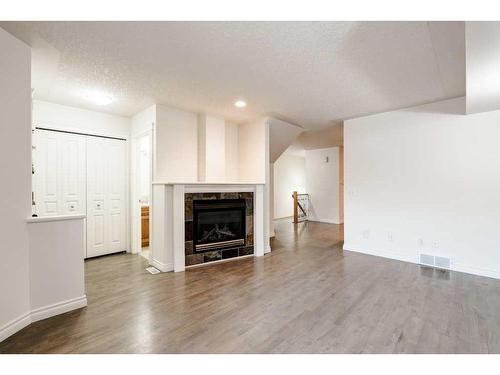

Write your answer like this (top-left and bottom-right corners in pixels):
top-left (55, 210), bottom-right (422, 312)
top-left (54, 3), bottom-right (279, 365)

top-left (234, 100), bottom-right (247, 108)
top-left (85, 91), bottom-right (114, 106)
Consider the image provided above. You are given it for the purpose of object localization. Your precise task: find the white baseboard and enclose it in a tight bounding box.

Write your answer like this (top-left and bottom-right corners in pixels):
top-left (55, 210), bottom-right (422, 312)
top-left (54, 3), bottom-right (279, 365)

top-left (0, 295), bottom-right (87, 343)
top-left (0, 312), bottom-right (31, 343)
top-left (309, 217), bottom-right (342, 224)
top-left (273, 216), bottom-right (293, 220)
top-left (30, 295), bottom-right (87, 323)
top-left (343, 244), bottom-right (500, 280)
top-left (150, 258), bottom-right (173, 272)
top-left (451, 263), bottom-right (500, 280)
top-left (343, 243), bottom-right (417, 265)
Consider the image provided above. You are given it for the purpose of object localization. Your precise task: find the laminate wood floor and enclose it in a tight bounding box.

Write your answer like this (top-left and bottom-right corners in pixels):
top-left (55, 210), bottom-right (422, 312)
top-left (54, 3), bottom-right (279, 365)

top-left (1, 219), bottom-right (500, 353)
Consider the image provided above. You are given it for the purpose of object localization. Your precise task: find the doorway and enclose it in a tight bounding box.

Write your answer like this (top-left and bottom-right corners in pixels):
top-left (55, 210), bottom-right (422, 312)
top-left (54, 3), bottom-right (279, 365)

top-left (134, 132), bottom-right (152, 261)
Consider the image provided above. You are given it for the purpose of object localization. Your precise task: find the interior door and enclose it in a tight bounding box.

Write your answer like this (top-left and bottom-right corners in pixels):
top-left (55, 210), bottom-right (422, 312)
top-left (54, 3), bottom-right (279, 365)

top-left (34, 130), bottom-right (86, 216)
top-left (107, 139), bottom-right (127, 254)
top-left (86, 136), bottom-right (127, 258)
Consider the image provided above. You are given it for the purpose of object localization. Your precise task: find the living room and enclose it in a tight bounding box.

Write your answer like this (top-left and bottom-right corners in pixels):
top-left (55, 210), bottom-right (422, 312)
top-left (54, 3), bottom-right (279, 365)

top-left (1, 3), bottom-right (499, 374)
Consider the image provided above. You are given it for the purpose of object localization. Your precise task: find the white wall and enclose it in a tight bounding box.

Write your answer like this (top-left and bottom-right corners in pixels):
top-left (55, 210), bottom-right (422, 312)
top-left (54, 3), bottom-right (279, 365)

top-left (344, 96), bottom-right (500, 279)
top-left (0, 28), bottom-right (32, 341)
top-left (268, 117), bottom-right (303, 163)
top-left (225, 121), bottom-right (239, 181)
top-left (155, 104), bottom-right (198, 182)
top-left (138, 135), bottom-right (151, 203)
top-left (28, 217), bottom-right (87, 321)
top-left (33, 100), bottom-right (131, 138)
top-left (305, 147), bottom-right (340, 224)
top-left (131, 105), bottom-right (155, 138)
top-left (465, 22), bottom-right (500, 114)
top-left (238, 119), bottom-right (267, 183)
top-left (273, 153), bottom-right (306, 218)
top-left (198, 114), bottom-right (226, 182)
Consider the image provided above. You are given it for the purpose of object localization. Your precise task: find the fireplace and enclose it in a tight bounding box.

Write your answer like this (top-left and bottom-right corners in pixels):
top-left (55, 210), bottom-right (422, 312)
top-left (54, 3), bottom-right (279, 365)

top-left (193, 199), bottom-right (246, 252)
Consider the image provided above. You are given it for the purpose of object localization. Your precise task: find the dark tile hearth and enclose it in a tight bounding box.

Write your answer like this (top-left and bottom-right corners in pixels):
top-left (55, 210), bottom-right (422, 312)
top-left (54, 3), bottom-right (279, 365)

top-left (185, 191), bottom-right (254, 267)
top-left (203, 251), bottom-right (222, 263)
top-left (222, 248), bottom-right (238, 259)
top-left (238, 246), bottom-right (254, 256)
top-left (185, 253), bottom-right (203, 266)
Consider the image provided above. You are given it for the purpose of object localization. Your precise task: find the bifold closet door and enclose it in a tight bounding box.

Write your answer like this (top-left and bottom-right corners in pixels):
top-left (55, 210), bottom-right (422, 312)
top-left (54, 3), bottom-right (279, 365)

top-left (86, 137), bottom-right (127, 258)
top-left (34, 130), bottom-right (86, 216)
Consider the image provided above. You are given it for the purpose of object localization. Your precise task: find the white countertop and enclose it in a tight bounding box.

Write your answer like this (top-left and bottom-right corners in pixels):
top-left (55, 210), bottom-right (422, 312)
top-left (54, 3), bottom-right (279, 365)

top-left (26, 214), bottom-right (86, 223)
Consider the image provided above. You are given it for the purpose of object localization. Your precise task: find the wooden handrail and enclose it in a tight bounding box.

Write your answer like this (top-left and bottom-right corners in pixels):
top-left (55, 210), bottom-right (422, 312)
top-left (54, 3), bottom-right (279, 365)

top-left (293, 191), bottom-right (298, 223)
top-left (292, 191), bottom-right (308, 223)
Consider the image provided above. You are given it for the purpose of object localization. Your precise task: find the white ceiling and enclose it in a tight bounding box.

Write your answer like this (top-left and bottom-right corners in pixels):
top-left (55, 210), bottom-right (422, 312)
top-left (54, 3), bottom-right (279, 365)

top-left (466, 22), bottom-right (500, 114)
top-left (0, 21), bottom-right (465, 129)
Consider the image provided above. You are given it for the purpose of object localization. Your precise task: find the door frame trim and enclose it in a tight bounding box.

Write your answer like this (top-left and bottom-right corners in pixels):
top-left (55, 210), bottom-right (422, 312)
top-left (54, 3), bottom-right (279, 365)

top-left (131, 129), bottom-right (153, 257)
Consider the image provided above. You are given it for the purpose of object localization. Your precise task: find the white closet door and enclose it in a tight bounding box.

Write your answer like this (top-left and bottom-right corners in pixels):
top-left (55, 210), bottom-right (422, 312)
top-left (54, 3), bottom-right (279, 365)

top-left (86, 137), bottom-right (127, 258)
top-left (60, 133), bottom-right (87, 214)
top-left (34, 130), bottom-right (86, 216)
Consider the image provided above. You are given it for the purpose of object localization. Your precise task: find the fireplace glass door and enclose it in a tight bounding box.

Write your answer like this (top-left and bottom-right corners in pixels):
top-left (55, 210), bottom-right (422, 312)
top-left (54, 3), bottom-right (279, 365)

top-left (193, 199), bottom-right (246, 252)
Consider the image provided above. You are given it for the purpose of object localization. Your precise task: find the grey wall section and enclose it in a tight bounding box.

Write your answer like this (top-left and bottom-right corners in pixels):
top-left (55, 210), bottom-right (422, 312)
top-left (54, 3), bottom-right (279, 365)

top-left (0, 28), bottom-right (32, 340)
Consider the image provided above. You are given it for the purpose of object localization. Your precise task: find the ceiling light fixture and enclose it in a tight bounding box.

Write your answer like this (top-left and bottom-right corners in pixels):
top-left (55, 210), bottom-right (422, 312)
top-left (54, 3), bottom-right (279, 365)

top-left (85, 91), bottom-right (114, 106)
top-left (234, 100), bottom-right (247, 108)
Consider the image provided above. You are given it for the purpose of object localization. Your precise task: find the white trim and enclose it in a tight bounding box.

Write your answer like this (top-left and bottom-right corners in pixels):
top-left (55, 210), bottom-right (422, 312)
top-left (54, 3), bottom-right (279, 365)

top-left (343, 244), bottom-right (500, 280)
top-left (308, 218), bottom-right (342, 224)
top-left (254, 184), bottom-right (265, 257)
top-left (0, 296), bottom-right (87, 343)
top-left (26, 214), bottom-right (86, 223)
top-left (153, 181), bottom-right (265, 185)
top-left (30, 295), bottom-right (87, 323)
top-left (130, 130), bottom-right (153, 255)
top-left (343, 243), bottom-right (418, 264)
top-left (185, 184), bottom-right (256, 193)
top-left (185, 254), bottom-right (254, 269)
top-left (265, 245), bottom-right (272, 254)
top-left (172, 185), bottom-right (186, 272)
top-left (273, 215), bottom-right (293, 220)
top-left (149, 258), bottom-right (173, 272)
top-left (451, 263), bottom-right (500, 280)
top-left (0, 312), bottom-right (31, 343)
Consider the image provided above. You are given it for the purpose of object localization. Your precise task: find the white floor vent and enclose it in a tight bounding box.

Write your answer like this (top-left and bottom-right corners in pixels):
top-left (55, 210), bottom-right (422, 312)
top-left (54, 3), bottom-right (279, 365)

top-left (146, 266), bottom-right (160, 275)
top-left (419, 253), bottom-right (451, 270)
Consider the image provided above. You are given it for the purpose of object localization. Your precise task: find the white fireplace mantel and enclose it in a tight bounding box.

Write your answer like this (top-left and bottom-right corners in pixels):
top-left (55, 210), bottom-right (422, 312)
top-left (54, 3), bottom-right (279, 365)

top-left (150, 182), bottom-right (266, 272)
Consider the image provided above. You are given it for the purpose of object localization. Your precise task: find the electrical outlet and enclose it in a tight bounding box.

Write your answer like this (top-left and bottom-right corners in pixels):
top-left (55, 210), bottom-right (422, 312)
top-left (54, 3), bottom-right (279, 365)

top-left (362, 230), bottom-right (370, 239)
top-left (418, 238), bottom-right (424, 247)
top-left (432, 241), bottom-right (439, 248)
top-left (388, 233), bottom-right (393, 242)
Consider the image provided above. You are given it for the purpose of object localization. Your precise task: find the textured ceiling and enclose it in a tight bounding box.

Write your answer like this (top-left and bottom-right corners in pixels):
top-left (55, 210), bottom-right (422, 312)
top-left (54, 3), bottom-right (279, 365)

top-left (0, 21), bottom-right (465, 129)
top-left (466, 22), bottom-right (500, 114)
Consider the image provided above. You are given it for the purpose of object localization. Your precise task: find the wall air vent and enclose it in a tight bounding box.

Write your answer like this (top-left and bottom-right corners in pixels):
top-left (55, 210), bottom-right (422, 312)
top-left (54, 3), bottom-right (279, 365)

top-left (434, 256), bottom-right (451, 270)
top-left (419, 253), bottom-right (435, 267)
top-left (419, 253), bottom-right (451, 270)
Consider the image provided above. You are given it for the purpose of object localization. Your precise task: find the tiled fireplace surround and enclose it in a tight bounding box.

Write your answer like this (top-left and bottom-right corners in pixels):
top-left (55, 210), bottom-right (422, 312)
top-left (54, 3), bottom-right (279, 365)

top-left (185, 192), bottom-right (255, 266)
top-left (150, 183), bottom-right (266, 273)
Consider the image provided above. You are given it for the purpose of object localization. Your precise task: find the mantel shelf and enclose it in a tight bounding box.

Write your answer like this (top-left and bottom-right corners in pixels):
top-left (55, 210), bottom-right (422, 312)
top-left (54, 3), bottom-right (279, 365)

top-left (152, 181), bottom-right (265, 185)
